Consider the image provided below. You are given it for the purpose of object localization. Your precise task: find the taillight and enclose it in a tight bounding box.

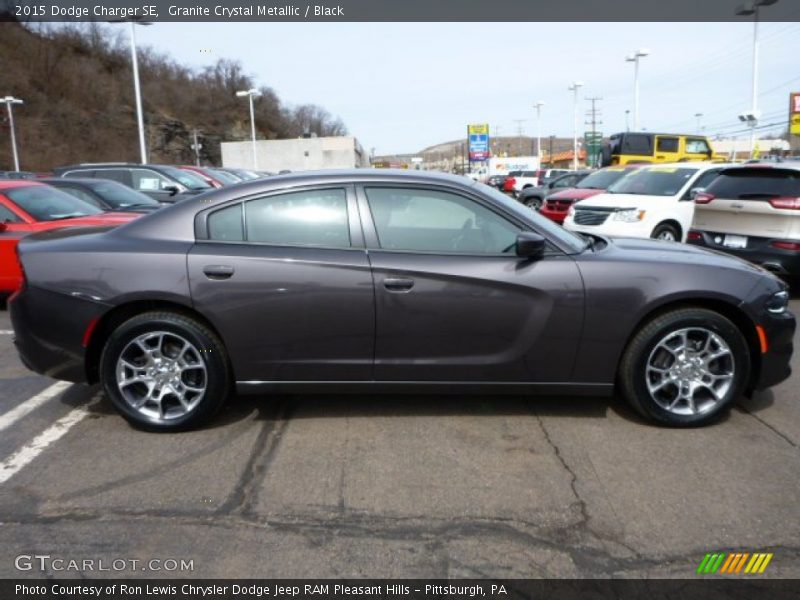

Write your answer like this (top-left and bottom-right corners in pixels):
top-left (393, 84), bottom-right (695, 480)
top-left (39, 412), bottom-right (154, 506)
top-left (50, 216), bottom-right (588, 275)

top-left (694, 192), bottom-right (715, 204)
top-left (14, 242), bottom-right (26, 289)
top-left (768, 197), bottom-right (800, 210)
top-left (770, 241), bottom-right (800, 252)
top-left (687, 231), bottom-right (703, 241)
top-left (507, 177), bottom-right (516, 186)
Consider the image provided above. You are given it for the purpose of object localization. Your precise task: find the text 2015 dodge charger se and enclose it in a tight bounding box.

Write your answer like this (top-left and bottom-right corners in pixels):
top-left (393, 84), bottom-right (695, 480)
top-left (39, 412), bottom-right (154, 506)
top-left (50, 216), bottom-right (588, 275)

top-left (9, 170), bottom-right (795, 430)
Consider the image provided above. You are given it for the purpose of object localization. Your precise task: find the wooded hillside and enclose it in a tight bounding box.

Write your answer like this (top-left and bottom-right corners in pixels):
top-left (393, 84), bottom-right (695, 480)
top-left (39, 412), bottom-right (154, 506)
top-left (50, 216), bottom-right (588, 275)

top-left (0, 22), bottom-right (347, 170)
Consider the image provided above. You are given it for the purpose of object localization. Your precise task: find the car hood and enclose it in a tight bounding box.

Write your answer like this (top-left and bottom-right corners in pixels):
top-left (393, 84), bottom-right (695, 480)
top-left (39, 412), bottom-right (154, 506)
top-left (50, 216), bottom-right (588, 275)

top-left (547, 188), bottom-right (603, 201)
top-left (572, 192), bottom-right (674, 208)
top-left (604, 235), bottom-right (769, 276)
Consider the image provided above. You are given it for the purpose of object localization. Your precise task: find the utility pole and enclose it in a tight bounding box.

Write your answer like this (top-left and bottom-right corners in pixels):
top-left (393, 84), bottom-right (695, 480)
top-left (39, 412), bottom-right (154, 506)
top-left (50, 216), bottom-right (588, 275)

top-left (512, 119), bottom-right (526, 156)
top-left (548, 135), bottom-right (555, 168)
top-left (191, 129), bottom-right (202, 167)
top-left (494, 124), bottom-right (501, 155)
top-left (585, 97), bottom-right (603, 168)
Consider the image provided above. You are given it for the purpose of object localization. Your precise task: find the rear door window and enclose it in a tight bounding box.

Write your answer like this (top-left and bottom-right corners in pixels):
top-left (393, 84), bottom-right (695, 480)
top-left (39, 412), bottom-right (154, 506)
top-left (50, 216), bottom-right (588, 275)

top-left (705, 169), bottom-right (800, 200)
top-left (656, 137), bottom-right (680, 153)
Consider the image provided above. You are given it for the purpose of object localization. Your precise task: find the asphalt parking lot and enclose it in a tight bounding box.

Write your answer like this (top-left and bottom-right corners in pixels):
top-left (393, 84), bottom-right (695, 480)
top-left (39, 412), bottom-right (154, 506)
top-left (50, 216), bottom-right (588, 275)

top-left (1, 299), bottom-right (799, 579)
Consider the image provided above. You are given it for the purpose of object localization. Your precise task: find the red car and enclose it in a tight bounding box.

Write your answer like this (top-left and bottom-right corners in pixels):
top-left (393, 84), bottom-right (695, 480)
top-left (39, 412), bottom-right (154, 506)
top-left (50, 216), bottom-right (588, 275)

top-left (0, 181), bottom-right (140, 293)
top-left (539, 166), bottom-right (640, 224)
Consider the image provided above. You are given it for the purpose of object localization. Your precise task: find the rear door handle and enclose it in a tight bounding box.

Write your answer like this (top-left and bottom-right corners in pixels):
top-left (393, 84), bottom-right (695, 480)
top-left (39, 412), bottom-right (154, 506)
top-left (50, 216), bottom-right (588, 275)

top-left (383, 277), bottom-right (415, 292)
top-left (203, 265), bottom-right (235, 280)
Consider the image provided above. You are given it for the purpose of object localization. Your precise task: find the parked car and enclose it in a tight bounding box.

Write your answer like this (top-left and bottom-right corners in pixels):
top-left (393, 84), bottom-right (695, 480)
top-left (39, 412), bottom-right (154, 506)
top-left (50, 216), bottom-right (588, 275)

top-left (0, 171), bottom-right (38, 180)
top-left (218, 167), bottom-right (262, 181)
top-left (599, 132), bottom-right (726, 167)
top-left (0, 181), bottom-right (139, 293)
top-left (53, 163), bottom-right (213, 202)
top-left (502, 170), bottom-right (523, 193)
top-left (9, 170), bottom-right (794, 430)
top-left (535, 169), bottom-right (571, 186)
top-left (540, 166), bottom-right (640, 224)
top-left (41, 178), bottom-right (163, 213)
top-left (486, 174), bottom-right (507, 189)
top-left (517, 171), bottom-right (591, 210)
top-left (563, 163), bottom-right (728, 242)
top-left (179, 166), bottom-right (243, 188)
top-left (688, 164), bottom-right (800, 280)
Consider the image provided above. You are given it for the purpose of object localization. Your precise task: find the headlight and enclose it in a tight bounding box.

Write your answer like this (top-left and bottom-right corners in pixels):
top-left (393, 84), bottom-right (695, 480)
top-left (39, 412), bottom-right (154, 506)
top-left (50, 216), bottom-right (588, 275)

top-left (612, 209), bottom-right (647, 222)
top-left (766, 290), bottom-right (790, 314)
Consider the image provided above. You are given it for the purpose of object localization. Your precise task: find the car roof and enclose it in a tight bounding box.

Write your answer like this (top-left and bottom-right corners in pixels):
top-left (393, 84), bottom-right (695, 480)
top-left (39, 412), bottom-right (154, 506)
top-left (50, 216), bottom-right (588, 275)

top-left (722, 162), bottom-right (800, 173)
top-left (638, 162), bottom-right (735, 171)
top-left (0, 180), bottom-right (44, 190)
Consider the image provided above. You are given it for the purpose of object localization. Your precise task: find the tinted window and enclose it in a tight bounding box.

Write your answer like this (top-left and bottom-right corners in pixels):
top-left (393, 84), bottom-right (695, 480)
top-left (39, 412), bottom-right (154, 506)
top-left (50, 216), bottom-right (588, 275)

top-left (689, 169), bottom-right (722, 193)
top-left (208, 204), bottom-right (244, 241)
top-left (577, 168), bottom-right (631, 190)
top-left (366, 187), bottom-right (520, 254)
top-left (96, 169), bottom-right (132, 186)
top-left (657, 137), bottom-right (679, 152)
top-left (5, 185), bottom-right (103, 220)
top-left (245, 188), bottom-right (349, 247)
top-left (705, 168), bottom-right (800, 199)
top-left (88, 180), bottom-right (158, 208)
top-left (621, 134), bottom-right (653, 156)
top-left (608, 167), bottom-right (696, 196)
top-left (686, 138), bottom-right (711, 154)
top-left (0, 204), bottom-right (23, 223)
top-left (58, 186), bottom-right (104, 208)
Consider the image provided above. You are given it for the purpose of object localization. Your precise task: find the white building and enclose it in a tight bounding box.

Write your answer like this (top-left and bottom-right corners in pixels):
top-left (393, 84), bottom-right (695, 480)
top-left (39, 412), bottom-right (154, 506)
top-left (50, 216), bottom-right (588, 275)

top-left (221, 136), bottom-right (369, 172)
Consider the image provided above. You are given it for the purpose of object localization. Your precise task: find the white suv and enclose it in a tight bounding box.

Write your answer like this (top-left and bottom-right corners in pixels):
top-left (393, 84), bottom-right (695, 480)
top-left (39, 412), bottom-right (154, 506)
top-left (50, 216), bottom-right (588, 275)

top-left (563, 163), bottom-right (729, 243)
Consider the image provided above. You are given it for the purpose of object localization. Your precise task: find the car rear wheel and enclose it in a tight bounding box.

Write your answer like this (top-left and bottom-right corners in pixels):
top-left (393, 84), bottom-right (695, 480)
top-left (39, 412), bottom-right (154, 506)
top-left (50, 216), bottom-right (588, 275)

top-left (618, 308), bottom-right (750, 427)
top-left (100, 311), bottom-right (231, 431)
top-left (652, 223), bottom-right (680, 242)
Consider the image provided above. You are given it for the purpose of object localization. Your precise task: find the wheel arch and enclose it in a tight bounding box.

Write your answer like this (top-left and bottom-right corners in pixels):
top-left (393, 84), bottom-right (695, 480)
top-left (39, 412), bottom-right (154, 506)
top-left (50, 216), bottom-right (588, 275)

top-left (653, 219), bottom-right (684, 241)
top-left (617, 297), bottom-right (761, 390)
top-left (85, 299), bottom-right (232, 384)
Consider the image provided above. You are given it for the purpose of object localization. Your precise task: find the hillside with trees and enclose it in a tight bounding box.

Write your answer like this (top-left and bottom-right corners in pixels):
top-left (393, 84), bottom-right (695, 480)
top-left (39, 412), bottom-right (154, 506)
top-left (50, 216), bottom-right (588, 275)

top-left (0, 22), bottom-right (347, 170)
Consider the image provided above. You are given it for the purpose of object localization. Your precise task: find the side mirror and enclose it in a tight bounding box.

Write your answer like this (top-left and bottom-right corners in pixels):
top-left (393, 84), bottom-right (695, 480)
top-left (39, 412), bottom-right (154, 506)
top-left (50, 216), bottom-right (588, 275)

top-left (163, 185), bottom-right (180, 196)
top-left (0, 222), bottom-right (7, 232)
top-left (515, 232), bottom-right (546, 259)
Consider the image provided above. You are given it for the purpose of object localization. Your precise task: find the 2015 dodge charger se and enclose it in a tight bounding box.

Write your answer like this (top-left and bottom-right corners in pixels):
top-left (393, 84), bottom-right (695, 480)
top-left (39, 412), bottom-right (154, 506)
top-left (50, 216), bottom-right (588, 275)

top-left (8, 170), bottom-right (795, 430)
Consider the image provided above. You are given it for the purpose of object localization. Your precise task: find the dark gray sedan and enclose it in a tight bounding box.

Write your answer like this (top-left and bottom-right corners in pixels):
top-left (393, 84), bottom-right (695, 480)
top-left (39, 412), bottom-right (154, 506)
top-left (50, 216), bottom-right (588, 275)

top-left (9, 170), bottom-right (795, 430)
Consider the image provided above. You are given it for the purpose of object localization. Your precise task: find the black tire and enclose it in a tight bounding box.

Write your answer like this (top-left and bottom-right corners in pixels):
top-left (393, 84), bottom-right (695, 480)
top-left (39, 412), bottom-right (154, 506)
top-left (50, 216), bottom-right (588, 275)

top-left (524, 196), bottom-right (542, 210)
top-left (652, 222), bottom-right (681, 242)
top-left (618, 308), bottom-right (750, 427)
top-left (99, 311), bottom-right (231, 431)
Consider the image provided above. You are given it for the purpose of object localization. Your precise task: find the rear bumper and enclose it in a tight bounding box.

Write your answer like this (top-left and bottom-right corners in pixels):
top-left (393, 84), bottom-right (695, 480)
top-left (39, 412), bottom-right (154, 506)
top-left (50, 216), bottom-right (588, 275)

top-left (688, 230), bottom-right (800, 278)
top-left (9, 285), bottom-right (106, 383)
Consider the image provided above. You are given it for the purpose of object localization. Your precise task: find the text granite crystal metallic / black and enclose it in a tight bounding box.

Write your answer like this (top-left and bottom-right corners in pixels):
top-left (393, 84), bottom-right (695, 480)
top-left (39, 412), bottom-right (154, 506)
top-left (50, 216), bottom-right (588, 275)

top-left (8, 170), bottom-right (795, 430)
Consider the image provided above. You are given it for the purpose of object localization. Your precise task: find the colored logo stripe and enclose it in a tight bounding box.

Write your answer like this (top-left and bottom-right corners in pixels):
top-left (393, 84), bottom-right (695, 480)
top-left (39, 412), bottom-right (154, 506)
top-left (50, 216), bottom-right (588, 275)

top-left (698, 552), bottom-right (773, 574)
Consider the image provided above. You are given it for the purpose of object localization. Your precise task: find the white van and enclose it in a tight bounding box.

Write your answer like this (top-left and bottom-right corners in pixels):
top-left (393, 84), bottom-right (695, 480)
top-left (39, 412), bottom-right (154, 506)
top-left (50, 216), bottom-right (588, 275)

top-left (563, 163), bottom-right (729, 242)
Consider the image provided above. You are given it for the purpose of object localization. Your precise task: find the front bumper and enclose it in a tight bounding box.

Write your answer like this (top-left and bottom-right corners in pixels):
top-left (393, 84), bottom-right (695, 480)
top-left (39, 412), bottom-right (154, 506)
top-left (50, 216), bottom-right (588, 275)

top-left (688, 230), bottom-right (800, 279)
top-left (753, 309), bottom-right (795, 390)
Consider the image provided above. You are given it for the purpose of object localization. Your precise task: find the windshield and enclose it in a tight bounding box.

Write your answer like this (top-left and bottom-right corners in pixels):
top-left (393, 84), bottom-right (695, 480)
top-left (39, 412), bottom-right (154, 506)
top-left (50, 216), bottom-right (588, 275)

top-left (607, 167), bottom-right (696, 196)
top-left (577, 168), bottom-right (631, 190)
top-left (159, 166), bottom-right (212, 190)
top-left (6, 184), bottom-right (104, 220)
top-left (207, 168), bottom-right (241, 184)
top-left (479, 184), bottom-right (587, 253)
top-left (88, 180), bottom-right (158, 208)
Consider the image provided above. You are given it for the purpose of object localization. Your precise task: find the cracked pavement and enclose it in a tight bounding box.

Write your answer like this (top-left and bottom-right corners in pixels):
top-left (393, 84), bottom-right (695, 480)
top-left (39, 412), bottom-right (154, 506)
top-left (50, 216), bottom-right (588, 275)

top-left (1, 300), bottom-right (799, 579)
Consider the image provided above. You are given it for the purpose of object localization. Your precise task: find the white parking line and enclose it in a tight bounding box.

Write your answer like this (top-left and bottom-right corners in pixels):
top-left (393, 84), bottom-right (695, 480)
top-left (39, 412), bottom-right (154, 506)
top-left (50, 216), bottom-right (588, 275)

top-left (0, 393), bottom-right (100, 485)
top-left (0, 381), bottom-right (73, 433)
top-left (0, 330), bottom-right (13, 335)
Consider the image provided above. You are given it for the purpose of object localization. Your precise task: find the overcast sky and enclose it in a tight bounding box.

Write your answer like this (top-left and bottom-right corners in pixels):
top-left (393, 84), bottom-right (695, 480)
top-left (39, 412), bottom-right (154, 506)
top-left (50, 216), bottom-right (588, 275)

top-left (131, 21), bottom-right (800, 154)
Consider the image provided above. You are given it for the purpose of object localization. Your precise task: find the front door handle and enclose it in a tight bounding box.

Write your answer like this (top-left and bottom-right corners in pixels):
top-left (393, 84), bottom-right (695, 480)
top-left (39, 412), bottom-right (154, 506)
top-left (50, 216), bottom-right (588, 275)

top-left (203, 265), bottom-right (235, 280)
top-left (383, 277), bottom-right (414, 292)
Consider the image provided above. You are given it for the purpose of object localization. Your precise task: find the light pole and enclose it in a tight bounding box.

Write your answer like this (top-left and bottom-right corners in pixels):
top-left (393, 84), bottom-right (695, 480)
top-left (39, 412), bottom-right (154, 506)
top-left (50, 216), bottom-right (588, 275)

top-left (695, 112), bottom-right (704, 134)
top-left (735, 0), bottom-right (779, 159)
top-left (625, 109), bottom-right (630, 132)
top-left (2, 96), bottom-right (23, 171)
top-left (625, 48), bottom-right (650, 131)
top-left (236, 88), bottom-right (262, 169)
top-left (533, 101), bottom-right (545, 164)
top-left (568, 82), bottom-right (583, 170)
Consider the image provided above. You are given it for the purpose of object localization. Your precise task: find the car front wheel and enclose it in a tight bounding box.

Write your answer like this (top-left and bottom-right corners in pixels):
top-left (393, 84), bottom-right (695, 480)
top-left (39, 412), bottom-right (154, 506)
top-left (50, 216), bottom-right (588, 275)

top-left (618, 308), bottom-right (750, 427)
top-left (100, 311), bottom-right (231, 431)
top-left (524, 196), bottom-right (542, 210)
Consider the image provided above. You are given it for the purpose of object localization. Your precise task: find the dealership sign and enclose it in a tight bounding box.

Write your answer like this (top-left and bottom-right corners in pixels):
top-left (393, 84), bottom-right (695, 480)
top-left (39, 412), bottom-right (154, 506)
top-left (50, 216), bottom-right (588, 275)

top-left (791, 92), bottom-right (800, 136)
top-left (468, 123), bottom-right (490, 161)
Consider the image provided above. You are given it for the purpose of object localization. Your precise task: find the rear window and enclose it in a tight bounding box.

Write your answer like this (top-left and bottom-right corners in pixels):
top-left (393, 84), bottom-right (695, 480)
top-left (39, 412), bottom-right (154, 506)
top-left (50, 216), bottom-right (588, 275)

top-left (705, 168), bottom-right (800, 199)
